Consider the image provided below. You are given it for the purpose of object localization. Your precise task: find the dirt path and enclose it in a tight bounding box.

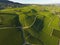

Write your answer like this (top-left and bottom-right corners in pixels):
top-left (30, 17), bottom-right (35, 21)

top-left (0, 16), bottom-right (37, 29)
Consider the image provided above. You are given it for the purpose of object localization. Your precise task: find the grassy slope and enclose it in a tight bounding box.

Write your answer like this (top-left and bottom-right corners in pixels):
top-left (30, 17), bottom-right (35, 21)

top-left (0, 5), bottom-right (60, 45)
top-left (0, 13), bottom-right (24, 45)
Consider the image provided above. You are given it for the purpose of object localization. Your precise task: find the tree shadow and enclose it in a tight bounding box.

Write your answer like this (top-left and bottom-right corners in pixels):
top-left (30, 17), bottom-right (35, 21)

top-left (13, 15), bottom-right (26, 44)
top-left (32, 16), bottom-right (45, 32)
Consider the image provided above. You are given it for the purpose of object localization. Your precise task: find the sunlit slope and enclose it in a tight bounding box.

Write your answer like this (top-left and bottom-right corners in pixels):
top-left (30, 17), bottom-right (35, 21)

top-left (0, 5), bottom-right (60, 45)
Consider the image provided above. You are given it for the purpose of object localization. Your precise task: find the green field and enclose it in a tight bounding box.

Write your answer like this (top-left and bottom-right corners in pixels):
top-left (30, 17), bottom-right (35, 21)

top-left (0, 5), bottom-right (60, 45)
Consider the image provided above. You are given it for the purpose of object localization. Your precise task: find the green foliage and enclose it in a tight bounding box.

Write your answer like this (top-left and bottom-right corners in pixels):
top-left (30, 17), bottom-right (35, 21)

top-left (0, 5), bottom-right (60, 45)
top-left (52, 29), bottom-right (60, 38)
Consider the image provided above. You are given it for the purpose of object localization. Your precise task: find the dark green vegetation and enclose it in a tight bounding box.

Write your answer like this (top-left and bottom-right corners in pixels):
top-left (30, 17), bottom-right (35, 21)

top-left (0, 0), bottom-right (29, 10)
top-left (52, 29), bottom-right (60, 38)
top-left (0, 4), bottom-right (60, 45)
top-left (0, 13), bottom-right (24, 45)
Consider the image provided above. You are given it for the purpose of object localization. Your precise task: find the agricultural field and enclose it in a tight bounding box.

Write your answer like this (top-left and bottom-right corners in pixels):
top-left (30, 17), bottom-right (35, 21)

top-left (0, 5), bottom-right (60, 45)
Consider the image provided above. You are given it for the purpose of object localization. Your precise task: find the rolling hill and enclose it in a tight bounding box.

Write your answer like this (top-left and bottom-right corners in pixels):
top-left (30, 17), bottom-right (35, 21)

top-left (0, 1), bottom-right (60, 45)
top-left (0, 0), bottom-right (29, 10)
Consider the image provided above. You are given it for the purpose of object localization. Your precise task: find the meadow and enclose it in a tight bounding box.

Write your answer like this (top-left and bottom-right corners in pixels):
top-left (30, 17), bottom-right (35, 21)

top-left (0, 5), bottom-right (60, 45)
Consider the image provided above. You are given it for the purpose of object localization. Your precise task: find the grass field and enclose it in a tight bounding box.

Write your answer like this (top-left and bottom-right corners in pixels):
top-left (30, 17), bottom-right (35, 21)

top-left (0, 5), bottom-right (60, 45)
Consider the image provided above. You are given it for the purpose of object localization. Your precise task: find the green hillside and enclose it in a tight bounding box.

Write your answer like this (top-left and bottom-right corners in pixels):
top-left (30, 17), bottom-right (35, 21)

top-left (0, 5), bottom-right (60, 45)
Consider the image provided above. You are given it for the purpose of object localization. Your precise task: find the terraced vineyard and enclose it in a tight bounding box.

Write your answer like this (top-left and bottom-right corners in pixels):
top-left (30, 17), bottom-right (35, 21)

top-left (0, 5), bottom-right (60, 45)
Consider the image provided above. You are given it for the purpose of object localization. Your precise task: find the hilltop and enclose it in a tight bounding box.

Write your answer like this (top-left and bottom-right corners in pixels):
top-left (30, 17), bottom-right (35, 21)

top-left (0, 0), bottom-right (60, 10)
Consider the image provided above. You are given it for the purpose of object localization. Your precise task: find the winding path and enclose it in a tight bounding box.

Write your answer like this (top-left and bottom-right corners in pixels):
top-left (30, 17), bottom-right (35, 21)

top-left (0, 15), bottom-right (44, 45)
top-left (0, 16), bottom-right (37, 29)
